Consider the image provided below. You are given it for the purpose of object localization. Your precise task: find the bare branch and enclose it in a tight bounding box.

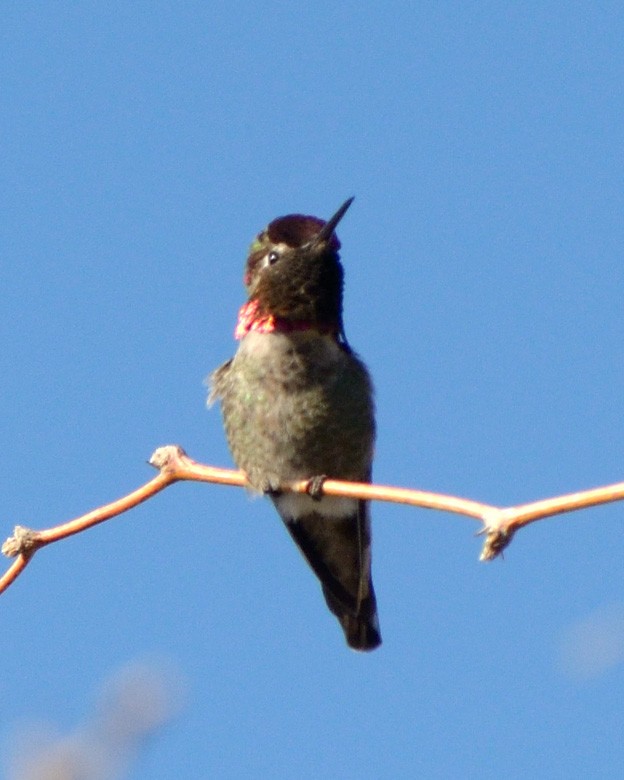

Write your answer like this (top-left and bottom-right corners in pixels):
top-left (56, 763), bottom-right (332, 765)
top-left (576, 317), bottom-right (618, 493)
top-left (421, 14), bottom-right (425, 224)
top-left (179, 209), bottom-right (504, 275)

top-left (2, 444), bottom-right (623, 595)
top-left (479, 480), bottom-right (624, 560)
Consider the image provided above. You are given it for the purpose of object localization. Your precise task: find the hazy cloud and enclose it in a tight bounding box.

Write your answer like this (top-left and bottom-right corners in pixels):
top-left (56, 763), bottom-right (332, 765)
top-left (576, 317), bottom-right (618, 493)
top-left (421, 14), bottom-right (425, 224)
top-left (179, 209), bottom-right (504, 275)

top-left (558, 603), bottom-right (624, 681)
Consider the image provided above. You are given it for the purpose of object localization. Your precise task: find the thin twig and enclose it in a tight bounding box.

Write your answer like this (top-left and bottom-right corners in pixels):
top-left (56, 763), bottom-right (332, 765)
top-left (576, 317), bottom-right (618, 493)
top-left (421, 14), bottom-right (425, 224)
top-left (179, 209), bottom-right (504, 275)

top-left (159, 447), bottom-right (495, 520)
top-left (478, 479), bottom-right (624, 560)
top-left (0, 553), bottom-right (31, 594)
top-left (1, 445), bottom-right (623, 594)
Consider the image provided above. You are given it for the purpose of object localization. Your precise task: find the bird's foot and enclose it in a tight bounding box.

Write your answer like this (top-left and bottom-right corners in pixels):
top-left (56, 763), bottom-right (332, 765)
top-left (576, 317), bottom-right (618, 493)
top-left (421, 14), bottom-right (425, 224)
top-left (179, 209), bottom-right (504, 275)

top-left (305, 474), bottom-right (327, 501)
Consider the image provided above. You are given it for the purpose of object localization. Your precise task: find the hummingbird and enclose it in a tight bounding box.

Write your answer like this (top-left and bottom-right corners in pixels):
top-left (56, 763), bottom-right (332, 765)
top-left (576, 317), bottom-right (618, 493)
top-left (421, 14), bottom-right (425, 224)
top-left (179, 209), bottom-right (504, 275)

top-left (209, 198), bottom-right (381, 651)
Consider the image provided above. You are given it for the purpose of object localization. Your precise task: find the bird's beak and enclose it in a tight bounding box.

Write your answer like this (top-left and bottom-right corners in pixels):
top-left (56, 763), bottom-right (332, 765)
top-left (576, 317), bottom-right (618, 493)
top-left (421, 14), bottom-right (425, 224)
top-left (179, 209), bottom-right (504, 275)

top-left (309, 197), bottom-right (354, 247)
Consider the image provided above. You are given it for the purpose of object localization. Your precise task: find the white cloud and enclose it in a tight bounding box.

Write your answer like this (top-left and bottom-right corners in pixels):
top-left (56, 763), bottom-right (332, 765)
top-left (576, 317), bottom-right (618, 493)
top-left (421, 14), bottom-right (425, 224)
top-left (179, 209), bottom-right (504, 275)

top-left (558, 603), bottom-right (624, 681)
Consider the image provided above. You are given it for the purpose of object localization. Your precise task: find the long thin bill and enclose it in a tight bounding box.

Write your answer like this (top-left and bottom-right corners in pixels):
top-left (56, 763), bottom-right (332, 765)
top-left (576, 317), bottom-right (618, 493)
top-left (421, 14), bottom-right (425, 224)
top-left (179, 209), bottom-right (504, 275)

top-left (313, 196), bottom-right (355, 244)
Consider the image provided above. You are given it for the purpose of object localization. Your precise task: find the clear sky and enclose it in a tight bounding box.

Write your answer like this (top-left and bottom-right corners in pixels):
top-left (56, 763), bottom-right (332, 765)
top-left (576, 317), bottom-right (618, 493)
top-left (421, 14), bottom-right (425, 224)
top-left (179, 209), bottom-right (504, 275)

top-left (2, 3), bottom-right (624, 778)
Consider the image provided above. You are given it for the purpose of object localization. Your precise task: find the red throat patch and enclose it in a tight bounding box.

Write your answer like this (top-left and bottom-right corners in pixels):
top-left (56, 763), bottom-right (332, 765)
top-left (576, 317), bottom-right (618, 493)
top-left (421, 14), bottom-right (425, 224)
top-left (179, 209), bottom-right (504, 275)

top-left (234, 299), bottom-right (338, 340)
top-left (234, 300), bottom-right (275, 339)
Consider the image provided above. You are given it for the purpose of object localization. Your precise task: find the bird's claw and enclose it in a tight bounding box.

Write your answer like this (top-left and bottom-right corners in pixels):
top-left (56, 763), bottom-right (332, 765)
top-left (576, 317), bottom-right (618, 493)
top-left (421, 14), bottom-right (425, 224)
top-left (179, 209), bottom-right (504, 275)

top-left (305, 475), bottom-right (327, 501)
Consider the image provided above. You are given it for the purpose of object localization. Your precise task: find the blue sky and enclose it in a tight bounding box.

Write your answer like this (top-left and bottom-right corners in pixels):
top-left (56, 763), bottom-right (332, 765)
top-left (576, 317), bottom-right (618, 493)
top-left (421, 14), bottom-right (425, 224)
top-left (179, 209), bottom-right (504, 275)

top-left (2, 2), bottom-right (624, 777)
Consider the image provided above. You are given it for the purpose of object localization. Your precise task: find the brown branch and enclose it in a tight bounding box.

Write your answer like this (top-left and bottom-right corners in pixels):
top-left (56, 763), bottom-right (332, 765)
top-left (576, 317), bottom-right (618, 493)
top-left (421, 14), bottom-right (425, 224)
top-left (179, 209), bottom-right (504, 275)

top-left (2, 444), bottom-right (623, 595)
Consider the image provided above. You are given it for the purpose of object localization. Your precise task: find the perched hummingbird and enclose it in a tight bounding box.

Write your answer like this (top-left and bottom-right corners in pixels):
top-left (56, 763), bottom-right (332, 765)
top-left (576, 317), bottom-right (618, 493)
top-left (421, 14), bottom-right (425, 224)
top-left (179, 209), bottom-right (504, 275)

top-left (209, 198), bottom-right (381, 651)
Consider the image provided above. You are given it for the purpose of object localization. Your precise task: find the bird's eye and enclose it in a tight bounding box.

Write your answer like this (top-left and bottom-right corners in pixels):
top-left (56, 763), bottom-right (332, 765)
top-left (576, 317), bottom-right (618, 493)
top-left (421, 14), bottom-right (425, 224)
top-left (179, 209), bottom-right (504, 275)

top-left (268, 251), bottom-right (279, 265)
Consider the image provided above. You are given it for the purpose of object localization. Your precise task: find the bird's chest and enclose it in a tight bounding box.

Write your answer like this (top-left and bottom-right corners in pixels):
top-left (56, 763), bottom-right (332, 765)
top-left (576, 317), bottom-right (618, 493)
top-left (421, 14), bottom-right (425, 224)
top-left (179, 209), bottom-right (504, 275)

top-left (231, 331), bottom-right (346, 423)
top-left (216, 331), bottom-right (373, 486)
